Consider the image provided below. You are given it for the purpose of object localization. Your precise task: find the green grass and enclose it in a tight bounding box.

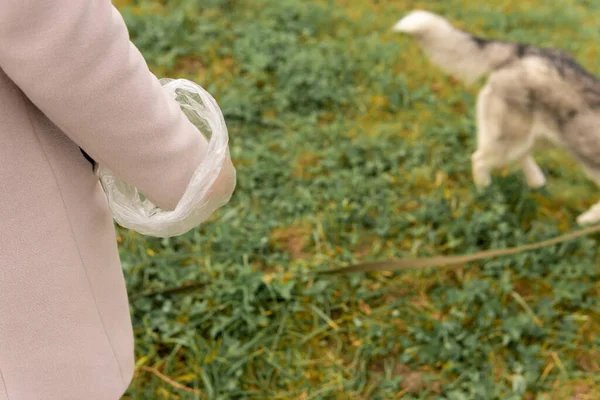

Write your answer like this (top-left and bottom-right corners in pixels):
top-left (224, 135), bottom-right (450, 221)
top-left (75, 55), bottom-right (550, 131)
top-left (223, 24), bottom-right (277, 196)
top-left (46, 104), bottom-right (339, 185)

top-left (116, 0), bottom-right (600, 398)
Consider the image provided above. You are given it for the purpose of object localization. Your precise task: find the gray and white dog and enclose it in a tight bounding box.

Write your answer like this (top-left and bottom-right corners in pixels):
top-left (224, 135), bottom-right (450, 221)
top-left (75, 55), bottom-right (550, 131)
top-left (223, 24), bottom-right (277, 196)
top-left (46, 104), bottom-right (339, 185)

top-left (394, 10), bottom-right (600, 225)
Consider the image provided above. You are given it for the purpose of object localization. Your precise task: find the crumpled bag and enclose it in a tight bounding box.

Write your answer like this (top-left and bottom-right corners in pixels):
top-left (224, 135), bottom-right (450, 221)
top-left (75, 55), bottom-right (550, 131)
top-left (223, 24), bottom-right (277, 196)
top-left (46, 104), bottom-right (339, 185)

top-left (97, 78), bottom-right (234, 238)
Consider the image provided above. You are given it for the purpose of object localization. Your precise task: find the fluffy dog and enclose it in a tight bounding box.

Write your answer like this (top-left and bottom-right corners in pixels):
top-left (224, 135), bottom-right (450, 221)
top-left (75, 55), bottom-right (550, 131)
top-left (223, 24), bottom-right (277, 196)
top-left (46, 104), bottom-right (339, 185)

top-left (394, 10), bottom-right (600, 225)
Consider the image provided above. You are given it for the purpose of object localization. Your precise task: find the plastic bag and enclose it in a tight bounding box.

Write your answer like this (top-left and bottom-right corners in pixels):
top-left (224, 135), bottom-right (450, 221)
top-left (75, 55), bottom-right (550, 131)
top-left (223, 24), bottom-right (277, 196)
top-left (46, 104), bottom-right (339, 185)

top-left (97, 78), bottom-right (234, 238)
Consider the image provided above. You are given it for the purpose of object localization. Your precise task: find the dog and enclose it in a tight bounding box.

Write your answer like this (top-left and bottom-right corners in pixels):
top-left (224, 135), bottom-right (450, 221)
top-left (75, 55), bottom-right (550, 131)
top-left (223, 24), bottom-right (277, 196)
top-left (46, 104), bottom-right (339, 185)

top-left (393, 10), bottom-right (600, 225)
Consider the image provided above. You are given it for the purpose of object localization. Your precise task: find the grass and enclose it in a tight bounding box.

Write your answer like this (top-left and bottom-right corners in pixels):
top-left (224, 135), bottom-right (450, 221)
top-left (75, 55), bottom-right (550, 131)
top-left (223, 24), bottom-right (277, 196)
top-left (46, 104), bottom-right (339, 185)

top-left (115, 0), bottom-right (600, 398)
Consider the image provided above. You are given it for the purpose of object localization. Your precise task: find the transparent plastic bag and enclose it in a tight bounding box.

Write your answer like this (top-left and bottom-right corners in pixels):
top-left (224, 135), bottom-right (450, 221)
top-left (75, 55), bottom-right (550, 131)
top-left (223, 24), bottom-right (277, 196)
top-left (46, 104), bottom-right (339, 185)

top-left (97, 78), bottom-right (234, 238)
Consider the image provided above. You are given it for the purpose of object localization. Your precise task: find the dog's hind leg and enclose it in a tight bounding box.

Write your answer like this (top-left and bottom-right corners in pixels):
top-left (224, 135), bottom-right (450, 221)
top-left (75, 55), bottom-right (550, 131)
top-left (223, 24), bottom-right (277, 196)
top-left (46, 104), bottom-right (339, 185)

top-left (520, 155), bottom-right (546, 188)
top-left (556, 113), bottom-right (600, 225)
top-left (577, 203), bottom-right (600, 225)
top-left (576, 166), bottom-right (600, 225)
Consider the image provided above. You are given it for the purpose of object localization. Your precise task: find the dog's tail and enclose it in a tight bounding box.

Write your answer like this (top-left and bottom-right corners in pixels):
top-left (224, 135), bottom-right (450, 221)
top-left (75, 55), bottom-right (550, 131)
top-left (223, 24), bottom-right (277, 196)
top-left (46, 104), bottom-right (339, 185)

top-left (393, 10), bottom-right (520, 85)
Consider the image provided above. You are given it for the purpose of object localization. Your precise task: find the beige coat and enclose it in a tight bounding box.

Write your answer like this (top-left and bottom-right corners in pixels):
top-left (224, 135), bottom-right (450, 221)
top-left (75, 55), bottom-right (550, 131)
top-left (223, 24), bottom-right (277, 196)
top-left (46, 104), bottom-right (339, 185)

top-left (0, 1), bottom-right (235, 399)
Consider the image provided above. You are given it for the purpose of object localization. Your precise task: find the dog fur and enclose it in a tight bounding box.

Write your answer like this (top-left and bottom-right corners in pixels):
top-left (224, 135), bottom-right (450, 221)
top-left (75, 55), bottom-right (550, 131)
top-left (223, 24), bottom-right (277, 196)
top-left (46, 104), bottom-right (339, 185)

top-left (394, 10), bottom-right (600, 225)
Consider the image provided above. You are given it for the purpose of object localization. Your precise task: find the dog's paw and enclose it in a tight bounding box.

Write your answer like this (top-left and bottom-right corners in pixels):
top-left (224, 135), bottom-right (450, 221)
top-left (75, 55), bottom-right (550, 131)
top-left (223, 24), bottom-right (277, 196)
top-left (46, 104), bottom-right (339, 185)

top-left (473, 172), bottom-right (491, 188)
top-left (471, 153), bottom-right (491, 188)
top-left (522, 165), bottom-right (546, 189)
top-left (577, 209), bottom-right (600, 226)
top-left (526, 173), bottom-right (546, 189)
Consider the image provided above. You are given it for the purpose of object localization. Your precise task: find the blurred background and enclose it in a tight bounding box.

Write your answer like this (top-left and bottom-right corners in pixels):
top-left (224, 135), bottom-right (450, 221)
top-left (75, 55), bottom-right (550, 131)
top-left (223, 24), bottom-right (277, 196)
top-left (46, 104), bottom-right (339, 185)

top-left (115, 0), bottom-right (600, 398)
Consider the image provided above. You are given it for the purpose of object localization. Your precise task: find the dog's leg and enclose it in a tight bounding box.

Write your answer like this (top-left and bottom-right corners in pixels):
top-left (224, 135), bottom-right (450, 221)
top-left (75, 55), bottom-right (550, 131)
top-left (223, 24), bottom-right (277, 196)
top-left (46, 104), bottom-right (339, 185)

top-left (577, 204), bottom-right (600, 225)
top-left (472, 85), bottom-right (494, 188)
top-left (471, 151), bottom-right (492, 187)
top-left (472, 81), bottom-right (534, 188)
top-left (576, 167), bottom-right (600, 225)
top-left (520, 155), bottom-right (546, 188)
top-left (558, 113), bottom-right (600, 225)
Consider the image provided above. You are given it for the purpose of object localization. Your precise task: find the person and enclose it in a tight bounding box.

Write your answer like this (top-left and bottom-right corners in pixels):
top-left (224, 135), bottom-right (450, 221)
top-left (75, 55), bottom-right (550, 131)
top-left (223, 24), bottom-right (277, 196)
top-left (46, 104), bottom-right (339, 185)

top-left (0, 1), bottom-right (236, 399)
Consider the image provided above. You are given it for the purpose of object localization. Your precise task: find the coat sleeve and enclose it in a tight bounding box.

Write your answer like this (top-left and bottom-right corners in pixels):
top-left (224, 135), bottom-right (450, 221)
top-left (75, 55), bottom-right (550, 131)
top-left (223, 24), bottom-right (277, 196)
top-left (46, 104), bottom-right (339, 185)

top-left (0, 0), bottom-right (235, 211)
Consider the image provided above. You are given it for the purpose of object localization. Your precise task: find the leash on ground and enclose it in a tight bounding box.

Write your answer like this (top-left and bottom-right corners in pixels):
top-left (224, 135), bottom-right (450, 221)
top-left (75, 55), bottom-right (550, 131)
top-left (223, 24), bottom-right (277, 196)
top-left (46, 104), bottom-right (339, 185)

top-left (131, 223), bottom-right (600, 396)
top-left (134, 223), bottom-right (600, 298)
top-left (318, 223), bottom-right (600, 275)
